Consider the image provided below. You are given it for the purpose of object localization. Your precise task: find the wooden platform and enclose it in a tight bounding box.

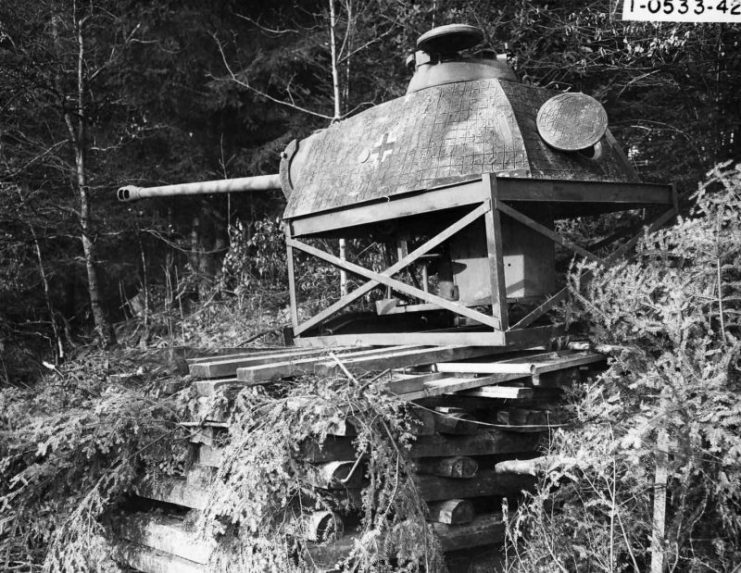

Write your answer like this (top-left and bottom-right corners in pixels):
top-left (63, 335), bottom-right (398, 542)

top-left (116, 345), bottom-right (605, 572)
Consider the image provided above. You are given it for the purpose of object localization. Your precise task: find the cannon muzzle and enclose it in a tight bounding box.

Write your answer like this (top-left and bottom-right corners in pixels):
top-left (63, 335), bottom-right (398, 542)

top-left (117, 174), bottom-right (282, 202)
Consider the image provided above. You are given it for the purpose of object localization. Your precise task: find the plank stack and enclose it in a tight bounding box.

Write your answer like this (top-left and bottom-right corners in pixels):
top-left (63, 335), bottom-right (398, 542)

top-left (114, 344), bottom-right (604, 572)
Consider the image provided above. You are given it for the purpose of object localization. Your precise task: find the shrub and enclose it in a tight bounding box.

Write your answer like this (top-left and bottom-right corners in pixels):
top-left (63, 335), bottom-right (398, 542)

top-left (0, 350), bottom-right (191, 572)
top-left (507, 162), bottom-right (741, 571)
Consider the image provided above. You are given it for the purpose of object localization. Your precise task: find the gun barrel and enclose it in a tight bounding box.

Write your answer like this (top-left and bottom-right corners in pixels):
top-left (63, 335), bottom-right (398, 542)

top-left (117, 174), bottom-right (281, 202)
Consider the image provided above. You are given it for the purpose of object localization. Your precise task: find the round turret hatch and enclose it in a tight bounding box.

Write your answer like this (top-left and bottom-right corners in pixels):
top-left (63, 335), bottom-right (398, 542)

top-left (417, 24), bottom-right (484, 55)
top-left (536, 93), bottom-right (608, 151)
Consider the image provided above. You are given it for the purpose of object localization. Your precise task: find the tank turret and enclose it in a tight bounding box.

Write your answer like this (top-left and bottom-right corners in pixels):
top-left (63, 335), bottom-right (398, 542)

top-left (119, 24), bottom-right (677, 349)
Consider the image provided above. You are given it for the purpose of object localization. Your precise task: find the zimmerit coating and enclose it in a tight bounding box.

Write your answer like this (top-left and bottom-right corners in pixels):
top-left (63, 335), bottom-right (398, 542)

top-left (284, 78), bottom-right (638, 220)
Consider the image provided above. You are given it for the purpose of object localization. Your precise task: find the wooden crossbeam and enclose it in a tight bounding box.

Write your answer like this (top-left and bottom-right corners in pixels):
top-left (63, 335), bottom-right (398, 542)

top-left (291, 202), bottom-right (492, 336)
top-left (390, 372), bottom-right (527, 401)
top-left (235, 345), bottom-right (421, 383)
top-left (436, 350), bottom-right (604, 376)
top-left (189, 347), bottom-right (351, 379)
top-left (315, 345), bottom-right (499, 377)
top-left (495, 200), bottom-right (602, 264)
top-left (459, 386), bottom-right (534, 400)
top-left (118, 513), bottom-right (213, 565)
top-left (288, 237), bottom-right (500, 329)
top-left (485, 176), bottom-right (509, 330)
top-left (510, 205), bottom-right (678, 330)
top-left (115, 543), bottom-right (205, 573)
top-left (416, 469), bottom-right (535, 501)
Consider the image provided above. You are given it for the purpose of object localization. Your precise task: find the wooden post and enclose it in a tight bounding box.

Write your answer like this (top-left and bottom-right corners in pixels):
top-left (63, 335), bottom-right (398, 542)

top-left (284, 224), bottom-right (299, 333)
top-left (484, 174), bottom-right (508, 331)
top-left (650, 430), bottom-right (668, 573)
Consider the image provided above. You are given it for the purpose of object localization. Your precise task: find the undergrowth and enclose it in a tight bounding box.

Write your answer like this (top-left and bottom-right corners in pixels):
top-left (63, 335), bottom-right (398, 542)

top-left (506, 164), bottom-right (741, 571)
top-left (0, 349), bottom-right (191, 572)
top-left (200, 360), bottom-right (444, 572)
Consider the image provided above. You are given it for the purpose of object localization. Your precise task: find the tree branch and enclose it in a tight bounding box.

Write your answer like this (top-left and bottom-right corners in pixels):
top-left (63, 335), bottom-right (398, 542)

top-left (212, 34), bottom-right (332, 120)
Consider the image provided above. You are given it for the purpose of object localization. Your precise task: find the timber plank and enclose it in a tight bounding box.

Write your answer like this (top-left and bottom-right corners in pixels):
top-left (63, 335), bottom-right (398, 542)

top-left (235, 345), bottom-right (420, 383)
top-left (135, 478), bottom-right (208, 511)
top-left (118, 513), bottom-right (213, 564)
top-left (433, 513), bottom-right (506, 552)
top-left (416, 470), bottom-right (535, 501)
top-left (305, 512), bottom-right (507, 568)
top-left (432, 407), bottom-right (481, 435)
top-left (315, 346), bottom-right (499, 377)
top-left (459, 385), bottom-right (534, 399)
top-left (190, 347), bottom-right (355, 379)
top-left (427, 499), bottom-right (475, 525)
top-left (294, 331), bottom-right (509, 348)
top-left (196, 429), bottom-right (540, 469)
top-left (410, 430), bottom-right (541, 458)
top-left (414, 456), bottom-right (478, 478)
top-left (392, 373), bottom-right (526, 401)
top-left (115, 543), bottom-right (205, 573)
top-left (186, 347), bottom-right (294, 365)
top-left (288, 428), bottom-right (540, 464)
top-left (305, 461), bottom-right (365, 489)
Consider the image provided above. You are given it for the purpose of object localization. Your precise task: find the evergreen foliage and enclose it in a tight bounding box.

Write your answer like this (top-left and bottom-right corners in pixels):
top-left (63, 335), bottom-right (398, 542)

top-left (507, 162), bottom-right (741, 572)
top-left (0, 350), bottom-right (191, 572)
top-left (199, 367), bottom-right (443, 572)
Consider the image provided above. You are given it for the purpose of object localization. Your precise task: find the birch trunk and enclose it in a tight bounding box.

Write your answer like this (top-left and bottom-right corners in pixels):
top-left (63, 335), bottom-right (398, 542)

top-left (64, 14), bottom-right (116, 347)
top-left (328, 0), bottom-right (348, 296)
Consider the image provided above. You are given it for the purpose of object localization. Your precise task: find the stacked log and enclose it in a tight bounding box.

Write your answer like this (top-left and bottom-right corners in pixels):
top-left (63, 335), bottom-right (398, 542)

top-left (115, 346), bottom-right (604, 572)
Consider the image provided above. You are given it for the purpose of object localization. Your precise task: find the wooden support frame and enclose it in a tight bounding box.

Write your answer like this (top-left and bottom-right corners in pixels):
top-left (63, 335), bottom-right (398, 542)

top-left (283, 174), bottom-right (677, 347)
top-left (287, 203), bottom-right (500, 332)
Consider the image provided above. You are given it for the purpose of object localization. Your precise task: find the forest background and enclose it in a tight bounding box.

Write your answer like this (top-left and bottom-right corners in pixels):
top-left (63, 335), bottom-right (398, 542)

top-left (2, 0), bottom-right (739, 376)
top-left (1, 0), bottom-right (741, 571)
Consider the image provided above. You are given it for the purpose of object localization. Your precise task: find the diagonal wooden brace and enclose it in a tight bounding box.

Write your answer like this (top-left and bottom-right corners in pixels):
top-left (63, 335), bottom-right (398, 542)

top-left (288, 239), bottom-right (502, 329)
top-left (495, 200), bottom-right (603, 264)
top-left (509, 205), bottom-right (678, 330)
top-left (291, 203), bottom-right (494, 335)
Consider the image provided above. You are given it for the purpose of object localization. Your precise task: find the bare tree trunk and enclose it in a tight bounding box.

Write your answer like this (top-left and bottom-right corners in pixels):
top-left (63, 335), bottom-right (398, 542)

top-left (17, 186), bottom-right (64, 362)
top-left (328, 0), bottom-right (348, 296)
top-left (63, 13), bottom-right (116, 347)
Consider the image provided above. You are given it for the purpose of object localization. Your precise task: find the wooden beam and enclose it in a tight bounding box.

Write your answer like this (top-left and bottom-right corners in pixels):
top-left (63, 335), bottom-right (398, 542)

top-left (115, 543), bottom-right (206, 573)
top-left (305, 461), bottom-right (365, 489)
top-left (496, 178), bottom-right (674, 205)
top-left (235, 345), bottom-right (420, 383)
top-left (288, 237), bottom-right (501, 329)
top-left (298, 429), bottom-right (541, 463)
top-left (288, 178), bottom-right (489, 237)
top-left (286, 239), bottom-right (300, 332)
top-left (432, 408), bottom-right (481, 435)
top-left (192, 377), bottom-right (240, 397)
top-left (315, 345), bottom-right (497, 377)
top-left (189, 347), bottom-right (348, 379)
top-left (409, 430), bottom-right (541, 458)
top-left (416, 469), bottom-right (535, 501)
top-left (295, 331), bottom-right (509, 348)
top-left (495, 200), bottom-right (602, 264)
top-left (292, 203), bottom-right (491, 336)
top-left (118, 513), bottom-right (213, 565)
top-left (433, 513), bottom-right (507, 552)
top-left (485, 175), bottom-right (509, 331)
top-left (392, 372), bottom-right (528, 401)
top-left (186, 347), bottom-right (291, 364)
top-left (510, 205), bottom-right (678, 330)
top-left (459, 386), bottom-right (534, 400)
top-left (305, 512), bottom-right (506, 568)
top-left (436, 350), bottom-right (604, 376)
top-left (427, 499), bottom-right (475, 525)
top-left (415, 456), bottom-right (479, 478)
top-left (135, 478), bottom-right (208, 510)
